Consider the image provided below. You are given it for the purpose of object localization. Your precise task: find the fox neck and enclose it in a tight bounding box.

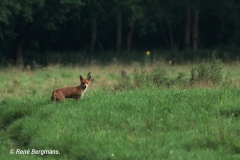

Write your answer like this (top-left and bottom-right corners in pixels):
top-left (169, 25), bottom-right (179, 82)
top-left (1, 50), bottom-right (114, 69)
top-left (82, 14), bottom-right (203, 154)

top-left (78, 85), bottom-right (88, 96)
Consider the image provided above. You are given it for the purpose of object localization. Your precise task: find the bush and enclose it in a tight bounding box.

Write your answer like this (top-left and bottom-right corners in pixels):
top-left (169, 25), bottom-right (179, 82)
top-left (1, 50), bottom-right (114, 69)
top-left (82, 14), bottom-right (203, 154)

top-left (190, 55), bottom-right (223, 86)
top-left (114, 70), bottom-right (133, 91)
top-left (149, 63), bottom-right (168, 87)
top-left (114, 55), bottom-right (229, 90)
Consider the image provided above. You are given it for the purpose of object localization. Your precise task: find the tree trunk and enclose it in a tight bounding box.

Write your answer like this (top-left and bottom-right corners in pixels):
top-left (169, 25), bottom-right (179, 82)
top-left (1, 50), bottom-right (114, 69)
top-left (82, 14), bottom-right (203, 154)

top-left (127, 22), bottom-right (134, 51)
top-left (185, 5), bottom-right (191, 49)
top-left (160, 24), bottom-right (170, 47)
top-left (116, 12), bottom-right (122, 53)
top-left (168, 22), bottom-right (174, 49)
top-left (218, 17), bottom-right (224, 43)
top-left (89, 17), bottom-right (97, 55)
top-left (192, 9), bottom-right (199, 50)
top-left (13, 35), bottom-right (24, 66)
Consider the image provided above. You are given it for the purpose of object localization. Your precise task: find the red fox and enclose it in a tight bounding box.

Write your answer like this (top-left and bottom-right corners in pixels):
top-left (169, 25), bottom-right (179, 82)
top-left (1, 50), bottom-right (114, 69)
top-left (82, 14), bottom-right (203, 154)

top-left (51, 72), bottom-right (91, 102)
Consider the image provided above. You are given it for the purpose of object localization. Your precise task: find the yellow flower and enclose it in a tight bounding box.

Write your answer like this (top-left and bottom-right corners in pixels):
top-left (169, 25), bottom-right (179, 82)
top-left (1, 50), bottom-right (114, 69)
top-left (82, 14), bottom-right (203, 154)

top-left (146, 51), bottom-right (150, 56)
top-left (27, 65), bottom-right (31, 69)
top-left (169, 60), bottom-right (172, 65)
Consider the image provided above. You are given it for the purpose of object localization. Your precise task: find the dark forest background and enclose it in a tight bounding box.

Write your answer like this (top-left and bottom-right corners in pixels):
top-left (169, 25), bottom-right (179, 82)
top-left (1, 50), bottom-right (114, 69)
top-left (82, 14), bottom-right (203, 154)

top-left (0, 0), bottom-right (240, 66)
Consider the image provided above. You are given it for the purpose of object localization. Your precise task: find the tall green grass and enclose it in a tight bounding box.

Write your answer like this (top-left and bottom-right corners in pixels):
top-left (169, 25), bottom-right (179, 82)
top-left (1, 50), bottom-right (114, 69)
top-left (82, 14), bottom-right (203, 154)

top-left (1, 57), bottom-right (240, 159)
top-left (1, 87), bottom-right (240, 159)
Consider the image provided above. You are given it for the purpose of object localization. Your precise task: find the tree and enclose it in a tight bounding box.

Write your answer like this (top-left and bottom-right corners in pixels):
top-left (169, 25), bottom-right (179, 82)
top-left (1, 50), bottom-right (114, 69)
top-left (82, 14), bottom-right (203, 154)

top-left (125, 0), bottom-right (144, 51)
top-left (184, 3), bottom-right (191, 49)
top-left (116, 12), bottom-right (122, 53)
top-left (192, 9), bottom-right (199, 50)
top-left (103, 0), bottom-right (145, 53)
top-left (82, 0), bottom-right (104, 55)
top-left (183, 0), bottom-right (200, 50)
top-left (0, 0), bottom-right (45, 66)
top-left (0, 0), bottom-right (84, 66)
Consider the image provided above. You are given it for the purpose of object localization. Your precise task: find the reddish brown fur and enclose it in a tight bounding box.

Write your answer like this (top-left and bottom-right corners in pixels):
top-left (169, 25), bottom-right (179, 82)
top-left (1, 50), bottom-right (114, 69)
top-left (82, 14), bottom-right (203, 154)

top-left (51, 73), bottom-right (91, 102)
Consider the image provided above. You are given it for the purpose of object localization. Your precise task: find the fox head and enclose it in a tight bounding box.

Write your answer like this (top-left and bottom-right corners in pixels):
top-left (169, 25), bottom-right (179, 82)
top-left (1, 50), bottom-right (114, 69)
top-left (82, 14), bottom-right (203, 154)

top-left (80, 72), bottom-right (91, 90)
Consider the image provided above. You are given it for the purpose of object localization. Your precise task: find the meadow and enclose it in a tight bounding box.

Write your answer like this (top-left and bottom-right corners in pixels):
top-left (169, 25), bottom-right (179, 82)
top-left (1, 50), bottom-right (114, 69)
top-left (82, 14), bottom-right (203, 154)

top-left (1, 60), bottom-right (240, 159)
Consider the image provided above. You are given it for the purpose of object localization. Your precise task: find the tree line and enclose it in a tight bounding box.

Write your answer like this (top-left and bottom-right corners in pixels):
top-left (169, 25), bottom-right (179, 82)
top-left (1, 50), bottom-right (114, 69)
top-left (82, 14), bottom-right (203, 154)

top-left (0, 0), bottom-right (240, 66)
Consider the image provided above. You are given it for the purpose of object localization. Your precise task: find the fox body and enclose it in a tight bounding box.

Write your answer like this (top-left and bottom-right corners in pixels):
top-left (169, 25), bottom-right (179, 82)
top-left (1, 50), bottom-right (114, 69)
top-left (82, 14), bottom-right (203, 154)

top-left (51, 73), bottom-right (91, 102)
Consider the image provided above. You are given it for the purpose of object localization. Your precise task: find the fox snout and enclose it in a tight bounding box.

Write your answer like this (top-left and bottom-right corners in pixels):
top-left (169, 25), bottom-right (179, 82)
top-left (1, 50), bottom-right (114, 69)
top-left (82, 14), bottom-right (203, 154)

top-left (82, 85), bottom-right (87, 90)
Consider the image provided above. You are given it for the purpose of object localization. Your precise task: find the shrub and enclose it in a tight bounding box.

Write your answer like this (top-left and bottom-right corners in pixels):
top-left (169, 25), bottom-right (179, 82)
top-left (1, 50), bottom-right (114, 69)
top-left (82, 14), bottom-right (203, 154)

top-left (132, 68), bottom-right (148, 88)
top-left (149, 63), bottom-right (168, 87)
top-left (190, 55), bottom-right (223, 86)
top-left (114, 55), bottom-right (228, 90)
top-left (114, 70), bottom-right (133, 91)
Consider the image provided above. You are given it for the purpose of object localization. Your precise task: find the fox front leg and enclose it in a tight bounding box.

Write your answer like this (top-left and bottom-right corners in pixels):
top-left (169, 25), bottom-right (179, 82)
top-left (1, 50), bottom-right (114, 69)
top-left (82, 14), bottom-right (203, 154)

top-left (73, 94), bottom-right (82, 101)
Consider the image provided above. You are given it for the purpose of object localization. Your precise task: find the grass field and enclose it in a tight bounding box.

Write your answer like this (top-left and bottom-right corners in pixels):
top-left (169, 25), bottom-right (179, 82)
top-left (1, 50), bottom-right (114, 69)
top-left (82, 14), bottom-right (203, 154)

top-left (1, 61), bottom-right (240, 159)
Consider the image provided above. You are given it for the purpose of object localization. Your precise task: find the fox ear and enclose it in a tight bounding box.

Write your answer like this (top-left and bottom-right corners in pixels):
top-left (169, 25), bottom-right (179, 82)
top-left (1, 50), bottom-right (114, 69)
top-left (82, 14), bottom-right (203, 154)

top-left (87, 72), bottom-right (91, 81)
top-left (80, 75), bottom-right (83, 81)
top-left (88, 75), bottom-right (91, 81)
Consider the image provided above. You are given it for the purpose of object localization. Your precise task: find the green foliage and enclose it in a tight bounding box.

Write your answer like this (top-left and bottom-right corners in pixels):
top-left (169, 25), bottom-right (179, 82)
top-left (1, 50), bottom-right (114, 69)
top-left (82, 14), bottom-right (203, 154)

top-left (0, 63), bottom-right (239, 159)
top-left (149, 63), bottom-right (168, 87)
top-left (1, 88), bottom-right (240, 159)
top-left (114, 56), bottom-right (229, 90)
top-left (114, 70), bottom-right (133, 91)
top-left (132, 66), bottom-right (148, 88)
top-left (190, 55), bottom-right (223, 86)
top-left (1, 0), bottom-right (240, 65)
